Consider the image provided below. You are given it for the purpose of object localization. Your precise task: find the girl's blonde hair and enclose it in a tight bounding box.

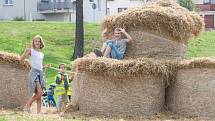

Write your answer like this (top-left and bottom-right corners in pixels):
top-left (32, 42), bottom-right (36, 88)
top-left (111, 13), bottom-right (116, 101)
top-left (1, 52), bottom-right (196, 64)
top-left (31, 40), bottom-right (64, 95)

top-left (32, 35), bottom-right (45, 49)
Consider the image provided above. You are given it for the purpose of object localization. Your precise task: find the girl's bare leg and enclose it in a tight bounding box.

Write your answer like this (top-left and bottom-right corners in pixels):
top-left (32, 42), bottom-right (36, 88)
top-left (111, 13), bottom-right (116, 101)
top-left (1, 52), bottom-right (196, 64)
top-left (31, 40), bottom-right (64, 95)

top-left (35, 81), bottom-right (43, 114)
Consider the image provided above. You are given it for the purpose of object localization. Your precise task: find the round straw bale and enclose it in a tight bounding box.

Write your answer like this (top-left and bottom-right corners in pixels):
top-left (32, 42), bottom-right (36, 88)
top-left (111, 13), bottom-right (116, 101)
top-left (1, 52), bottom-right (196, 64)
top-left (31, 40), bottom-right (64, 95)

top-left (72, 72), bottom-right (165, 116)
top-left (0, 52), bottom-right (30, 109)
top-left (125, 31), bottom-right (187, 59)
top-left (166, 58), bottom-right (215, 117)
top-left (102, 0), bottom-right (204, 43)
top-left (101, 0), bottom-right (204, 59)
top-left (70, 56), bottom-right (178, 116)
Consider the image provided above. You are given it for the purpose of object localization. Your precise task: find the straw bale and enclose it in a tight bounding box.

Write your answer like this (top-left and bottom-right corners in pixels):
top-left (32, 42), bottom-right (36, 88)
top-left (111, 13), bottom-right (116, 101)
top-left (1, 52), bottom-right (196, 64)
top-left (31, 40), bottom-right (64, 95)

top-left (72, 56), bottom-right (178, 80)
top-left (102, 0), bottom-right (204, 43)
top-left (0, 52), bottom-right (30, 109)
top-left (167, 58), bottom-right (215, 117)
top-left (71, 72), bottom-right (165, 116)
top-left (125, 31), bottom-right (187, 59)
top-left (178, 58), bottom-right (215, 69)
top-left (0, 64), bottom-right (29, 109)
top-left (0, 51), bottom-right (30, 69)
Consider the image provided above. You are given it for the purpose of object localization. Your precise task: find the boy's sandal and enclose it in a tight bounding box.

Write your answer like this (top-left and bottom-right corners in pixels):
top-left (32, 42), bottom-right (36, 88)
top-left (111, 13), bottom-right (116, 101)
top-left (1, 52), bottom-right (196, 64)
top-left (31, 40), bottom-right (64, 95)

top-left (94, 49), bottom-right (103, 57)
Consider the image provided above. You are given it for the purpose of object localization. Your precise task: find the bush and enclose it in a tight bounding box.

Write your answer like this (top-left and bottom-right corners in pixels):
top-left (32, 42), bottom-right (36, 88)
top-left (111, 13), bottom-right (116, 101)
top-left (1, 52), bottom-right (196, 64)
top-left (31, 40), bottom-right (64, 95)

top-left (13, 16), bottom-right (25, 21)
top-left (33, 19), bottom-right (46, 21)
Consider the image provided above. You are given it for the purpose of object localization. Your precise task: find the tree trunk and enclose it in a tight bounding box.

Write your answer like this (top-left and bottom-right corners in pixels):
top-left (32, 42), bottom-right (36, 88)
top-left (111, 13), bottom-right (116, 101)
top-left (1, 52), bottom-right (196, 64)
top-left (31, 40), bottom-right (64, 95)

top-left (72, 0), bottom-right (84, 60)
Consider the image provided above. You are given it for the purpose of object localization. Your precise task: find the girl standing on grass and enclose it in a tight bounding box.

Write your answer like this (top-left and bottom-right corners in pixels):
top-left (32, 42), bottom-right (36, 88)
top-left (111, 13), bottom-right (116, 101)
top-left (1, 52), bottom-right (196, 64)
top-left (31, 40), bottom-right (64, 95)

top-left (20, 35), bottom-right (50, 114)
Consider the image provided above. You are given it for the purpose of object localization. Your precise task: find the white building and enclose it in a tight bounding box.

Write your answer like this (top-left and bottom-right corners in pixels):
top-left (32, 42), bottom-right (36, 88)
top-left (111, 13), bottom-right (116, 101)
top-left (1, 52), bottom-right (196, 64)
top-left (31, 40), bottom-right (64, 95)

top-left (107, 0), bottom-right (156, 15)
top-left (0, 0), bottom-right (107, 22)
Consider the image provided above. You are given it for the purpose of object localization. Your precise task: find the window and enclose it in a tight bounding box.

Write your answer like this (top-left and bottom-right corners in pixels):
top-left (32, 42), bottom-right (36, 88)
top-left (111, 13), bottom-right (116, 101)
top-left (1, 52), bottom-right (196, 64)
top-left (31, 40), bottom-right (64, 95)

top-left (211, 0), bottom-right (215, 4)
top-left (118, 8), bottom-right (127, 13)
top-left (4, 0), bottom-right (13, 5)
top-left (204, 0), bottom-right (210, 4)
top-left (97, 0), bottom-right (101, 11)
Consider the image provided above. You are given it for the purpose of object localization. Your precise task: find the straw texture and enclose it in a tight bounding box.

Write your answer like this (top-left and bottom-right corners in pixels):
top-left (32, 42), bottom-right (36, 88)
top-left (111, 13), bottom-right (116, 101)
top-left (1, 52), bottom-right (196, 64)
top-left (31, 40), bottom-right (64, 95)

top-left (125, 31), bottom-right (187, 59)
top-left (72, 72), bottom-right (165, 116)
top-left (0, 52), bottom-right (30, 109)
top-left (167, 58), bottom-right (215, 117)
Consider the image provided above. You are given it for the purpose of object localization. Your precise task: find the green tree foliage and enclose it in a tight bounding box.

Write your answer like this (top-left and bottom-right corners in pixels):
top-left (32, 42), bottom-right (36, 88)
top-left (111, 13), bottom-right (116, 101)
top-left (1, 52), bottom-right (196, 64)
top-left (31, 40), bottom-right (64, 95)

top-left (177, 0), bottom-right (197, 11)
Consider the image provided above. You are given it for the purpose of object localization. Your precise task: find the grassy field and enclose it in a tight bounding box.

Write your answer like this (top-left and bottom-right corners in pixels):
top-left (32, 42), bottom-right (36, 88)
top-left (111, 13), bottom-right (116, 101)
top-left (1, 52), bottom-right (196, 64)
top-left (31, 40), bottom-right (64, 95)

top-left (1, 21), bottom-right (215, 121)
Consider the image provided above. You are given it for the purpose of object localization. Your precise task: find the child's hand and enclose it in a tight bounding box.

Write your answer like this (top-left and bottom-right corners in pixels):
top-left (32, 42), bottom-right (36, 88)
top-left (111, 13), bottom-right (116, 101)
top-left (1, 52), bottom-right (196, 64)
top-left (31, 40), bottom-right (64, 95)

top-left (25, 43), bottom-right (32, 51)
top-left (47, 64), bottom-right (52, 68)
top-left (119, 28), bottom-right (125, 33)
top-left (43, 64), bottom-right (52, 69)
top-left (102, 28), bottom-right (108, 34)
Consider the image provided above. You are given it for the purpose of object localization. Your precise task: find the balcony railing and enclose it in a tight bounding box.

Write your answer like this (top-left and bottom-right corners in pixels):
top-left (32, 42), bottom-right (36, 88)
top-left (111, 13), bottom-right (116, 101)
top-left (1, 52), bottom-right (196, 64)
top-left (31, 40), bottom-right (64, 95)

top-left (196, 4), bottom-right (215, 11)
top-left (37, 2), bottom-right (76, 12)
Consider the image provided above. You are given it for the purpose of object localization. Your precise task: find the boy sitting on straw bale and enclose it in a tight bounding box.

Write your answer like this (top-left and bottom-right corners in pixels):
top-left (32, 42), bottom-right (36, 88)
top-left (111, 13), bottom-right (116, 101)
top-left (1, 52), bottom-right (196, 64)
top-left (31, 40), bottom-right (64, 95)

top-left (94, 28), bottom-right (133, 60)
top-left (55, 63), bottom-right (69, 112)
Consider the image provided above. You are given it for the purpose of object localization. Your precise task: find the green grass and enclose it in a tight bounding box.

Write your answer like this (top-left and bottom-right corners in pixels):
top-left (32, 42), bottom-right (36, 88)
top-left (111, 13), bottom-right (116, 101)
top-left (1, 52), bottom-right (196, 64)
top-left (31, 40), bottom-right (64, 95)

top-left (186, 32), bottom-right (215, 58)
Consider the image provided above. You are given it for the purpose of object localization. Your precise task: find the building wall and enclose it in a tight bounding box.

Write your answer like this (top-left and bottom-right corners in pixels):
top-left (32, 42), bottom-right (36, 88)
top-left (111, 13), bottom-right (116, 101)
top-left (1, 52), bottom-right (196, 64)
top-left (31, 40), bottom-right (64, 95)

top-left (83, 0), bottom-right (107, 22)
top-left (107, 0), bottom-right (145, 15)
top-left (107, 0), bottom-right (157, 15)
top-left (0, 0), bottom-right (26, 20)
top-left (0, 0), bottom-right (106, 22)
top-left (195, 0), bottom-right (215, 28)
top-left (0, 0), bottom-right (44, 20)
top-left (195, 0), bottom-right (203, 4)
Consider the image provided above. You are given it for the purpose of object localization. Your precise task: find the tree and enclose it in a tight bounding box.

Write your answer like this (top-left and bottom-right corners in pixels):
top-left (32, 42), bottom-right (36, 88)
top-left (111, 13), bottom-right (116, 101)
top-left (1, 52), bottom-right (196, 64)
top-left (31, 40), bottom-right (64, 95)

top-left (177, 0), bottom-right (197, 11)
top-left (72, 0), bottom-right (84, 60)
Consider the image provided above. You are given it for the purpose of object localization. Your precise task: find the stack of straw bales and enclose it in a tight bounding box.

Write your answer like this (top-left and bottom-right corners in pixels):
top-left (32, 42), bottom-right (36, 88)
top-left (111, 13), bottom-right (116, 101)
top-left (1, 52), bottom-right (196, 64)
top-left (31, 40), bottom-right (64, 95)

top-left (69, 0), bottom-right (206, 118)
top-left (102, 0), bottom-right (204, 59)
top-left (0, 52), bottom-right (30, 109)
top-left (166, 58), bottom-right (215, 117)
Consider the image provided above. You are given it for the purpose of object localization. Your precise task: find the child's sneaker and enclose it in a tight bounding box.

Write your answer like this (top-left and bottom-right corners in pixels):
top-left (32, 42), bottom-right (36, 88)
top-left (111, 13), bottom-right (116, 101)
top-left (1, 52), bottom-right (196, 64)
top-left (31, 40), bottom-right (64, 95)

top-left (94, 49), bottom-right (103, 57)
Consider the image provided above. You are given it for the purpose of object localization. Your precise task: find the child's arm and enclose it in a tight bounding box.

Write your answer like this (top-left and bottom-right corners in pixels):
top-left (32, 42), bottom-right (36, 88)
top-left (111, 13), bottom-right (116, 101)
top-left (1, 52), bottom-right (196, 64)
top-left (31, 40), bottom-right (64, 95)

top-left (20, 44), bottom-right (31, 61)
top-left (43, 64), bottom-right (52, 69)
top-left (120, 28), bottom-right (133, 43)
top-left (64, 75), bottom-right (69, 90)
top-left (56, 75), bottom-right (62, 84)
top-left (102, 28), bottom-right (112, 41)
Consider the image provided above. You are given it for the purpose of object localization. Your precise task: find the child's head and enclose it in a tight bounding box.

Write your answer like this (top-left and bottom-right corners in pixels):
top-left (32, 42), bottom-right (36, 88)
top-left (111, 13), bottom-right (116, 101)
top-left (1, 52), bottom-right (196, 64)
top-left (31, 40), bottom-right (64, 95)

top-left (114, 28), bottom-right (122, 40)
top-left (32, 35), bottom-right (45, 49)
top-left (59, 63), bottom-right (67, 73)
